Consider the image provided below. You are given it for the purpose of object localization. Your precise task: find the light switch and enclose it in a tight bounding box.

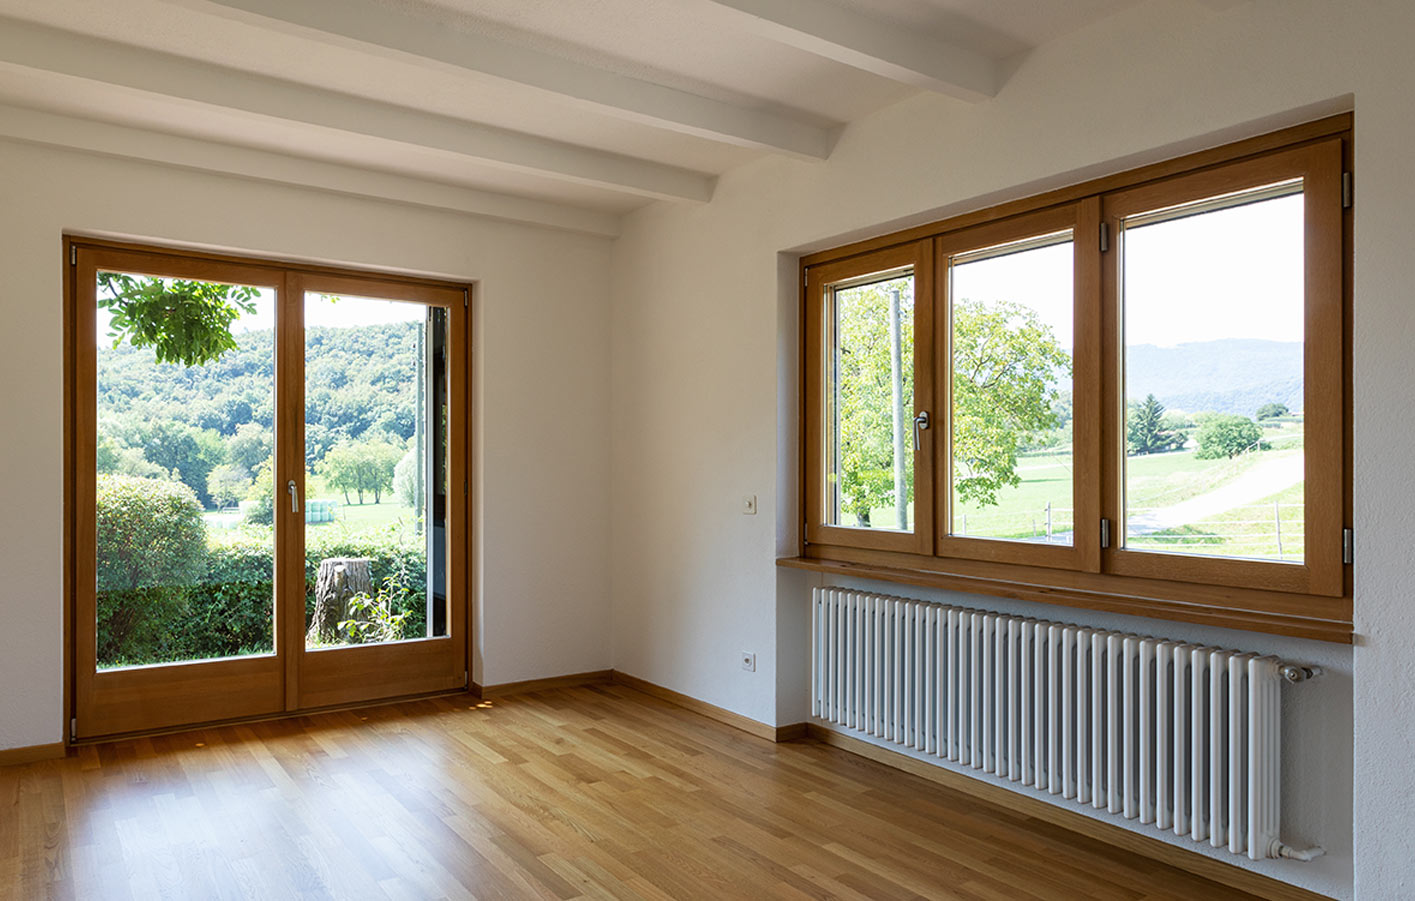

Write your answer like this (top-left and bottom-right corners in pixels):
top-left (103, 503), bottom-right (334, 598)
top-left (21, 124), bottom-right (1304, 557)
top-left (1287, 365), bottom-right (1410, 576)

top-left (741, 494), bottom-right (757, 515)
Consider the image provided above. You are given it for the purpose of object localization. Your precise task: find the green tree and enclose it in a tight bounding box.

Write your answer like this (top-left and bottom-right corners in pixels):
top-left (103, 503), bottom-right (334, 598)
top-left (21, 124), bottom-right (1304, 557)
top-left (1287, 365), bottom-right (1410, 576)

top-left (95, 475), bottom-right (207, 661)
top-left (1255, 402), bottom-right (1290, 421)
top-left (138, 422), bottom-right (227, 507)
top-left (317, 439), bottom-right (403, 504)
top-left (833, 280), bottom-right (914, 526)
top-left (1126, 394), bottom-right (1186, 455)
top-left (951, 299), bottom-right (1071, 507)
top-left (207, 463), bottom-right (253, 509)
top-left (243, 457), bottom-right (275, 525)
top-left (1195, 414), bottom-right (1269, 459)
top-left (227, 422), bottom-right (272, 473)
top-left (97, 272), bottom-right (258, 367)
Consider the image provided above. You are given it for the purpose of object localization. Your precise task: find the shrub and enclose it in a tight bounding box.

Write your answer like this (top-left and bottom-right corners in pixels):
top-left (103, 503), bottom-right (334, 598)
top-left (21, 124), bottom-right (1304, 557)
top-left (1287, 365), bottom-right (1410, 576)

top-left (95, 475), bottom-right (207, 663)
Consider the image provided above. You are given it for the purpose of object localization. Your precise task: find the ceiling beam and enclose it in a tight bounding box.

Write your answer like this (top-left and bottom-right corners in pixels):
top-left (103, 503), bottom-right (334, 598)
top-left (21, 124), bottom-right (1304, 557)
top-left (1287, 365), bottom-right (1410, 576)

top-left (0, 18), bottom-right (715, 204)
top-left (175, 0), bottom-right (833, 159)
top-left (0, 104), bottom-right (621, 237)
top-left (700, 0), bottom-right (1001, 101)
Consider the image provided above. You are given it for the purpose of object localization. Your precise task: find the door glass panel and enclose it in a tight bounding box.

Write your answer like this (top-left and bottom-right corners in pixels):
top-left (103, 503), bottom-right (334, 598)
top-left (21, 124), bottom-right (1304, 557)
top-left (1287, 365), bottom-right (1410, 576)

top-left (948, 232), bottom-right (1075, 544)
top-left (304, 293), bottom-right (449, 648)
top-left (1121, 180), bottom-right (1305, 562)
top-left (95, 271), bottom-right (275, 669)
top-left (827, 271), bottom-right (915, 531)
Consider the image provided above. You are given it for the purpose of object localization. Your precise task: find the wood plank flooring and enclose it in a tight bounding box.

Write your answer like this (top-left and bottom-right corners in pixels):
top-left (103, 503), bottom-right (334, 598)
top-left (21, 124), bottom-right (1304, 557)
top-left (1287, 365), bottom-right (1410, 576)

top-left (0, 684), bottom-right (1265, 900)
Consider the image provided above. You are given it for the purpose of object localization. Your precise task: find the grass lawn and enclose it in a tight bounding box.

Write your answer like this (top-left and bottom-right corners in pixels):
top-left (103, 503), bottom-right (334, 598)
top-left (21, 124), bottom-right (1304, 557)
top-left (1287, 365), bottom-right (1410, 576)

top-left (1127, 481), bottom-right (1303, 562)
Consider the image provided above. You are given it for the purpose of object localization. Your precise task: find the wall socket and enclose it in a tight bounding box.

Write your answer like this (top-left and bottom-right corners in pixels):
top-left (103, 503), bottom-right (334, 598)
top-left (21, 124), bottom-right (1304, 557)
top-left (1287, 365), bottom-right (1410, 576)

top-left (741, 494), bottom-right (757, 515)
top-left (740, 651), bottom-right (756, 672)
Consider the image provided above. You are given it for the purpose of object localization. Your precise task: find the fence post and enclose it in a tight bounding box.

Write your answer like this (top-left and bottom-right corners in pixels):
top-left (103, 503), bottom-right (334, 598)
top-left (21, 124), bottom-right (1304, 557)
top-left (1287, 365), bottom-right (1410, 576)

top-left (1274, 501), bottom-right (1283, 560)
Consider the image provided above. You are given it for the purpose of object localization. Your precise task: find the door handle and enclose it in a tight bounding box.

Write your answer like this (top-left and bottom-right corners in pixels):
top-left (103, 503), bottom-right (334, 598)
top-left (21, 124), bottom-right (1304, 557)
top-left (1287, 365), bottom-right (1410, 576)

top-left (913, 410), bottom-right (931, 451)
top-left (288, 480), bottom-right (300, 514)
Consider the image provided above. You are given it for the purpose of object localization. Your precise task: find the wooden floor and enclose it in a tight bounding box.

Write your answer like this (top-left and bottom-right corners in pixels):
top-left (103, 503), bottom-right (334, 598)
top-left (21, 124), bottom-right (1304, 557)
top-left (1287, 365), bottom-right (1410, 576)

top-left (0, 684), bottom-right (1265, 900)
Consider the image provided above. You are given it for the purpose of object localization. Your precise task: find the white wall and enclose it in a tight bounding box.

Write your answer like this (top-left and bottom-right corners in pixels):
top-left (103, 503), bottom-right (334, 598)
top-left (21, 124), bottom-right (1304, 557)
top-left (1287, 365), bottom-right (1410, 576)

top-left (0, 139), bottom-right (615, 749)
top-left (609, 0), bottom-right (1415, 896)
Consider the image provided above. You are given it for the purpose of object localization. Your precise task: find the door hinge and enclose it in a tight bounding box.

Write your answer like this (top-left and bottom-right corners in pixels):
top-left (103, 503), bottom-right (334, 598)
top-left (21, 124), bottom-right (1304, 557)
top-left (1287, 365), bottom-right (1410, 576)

top-left (1342, 527), bottom-right (1354, 564)
top-left (803, 520), bottom-right (810, 546)
top-left (463, 479), bottom-right (468, 496)
top-left (463, 289), bottom-right (469, 307)
top-left (1100, 518), bottom-right (1112, 549)
top-left (1099, 222), bottom-right (1110, 253)
top-left (1342, 172), bottom-right (1353, 209)
top-left (803, 270), bottom-right (809, 289)
top-left (69, 245), bottom-right (76, 266)
top-left (69, 717), bottom-right (77, 741)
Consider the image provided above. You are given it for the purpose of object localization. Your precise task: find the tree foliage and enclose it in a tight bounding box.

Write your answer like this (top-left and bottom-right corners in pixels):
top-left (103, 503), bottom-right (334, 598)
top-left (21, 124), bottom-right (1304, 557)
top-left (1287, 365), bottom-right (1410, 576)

top-left (97, 272), bottom-right (259, 368)
top-left (951, 299), bottom-right (1071, 507)
top-left (1195, 414), bottom-right (1269, 459)
top-left (318, 439), bottom-right (403, 504)
top-left (1255, 402), bottom-right (1290, 421)
top-left (1126, 394), bottom-right (1186, 456)
top-left (832, 279), bottom-right (914, 526)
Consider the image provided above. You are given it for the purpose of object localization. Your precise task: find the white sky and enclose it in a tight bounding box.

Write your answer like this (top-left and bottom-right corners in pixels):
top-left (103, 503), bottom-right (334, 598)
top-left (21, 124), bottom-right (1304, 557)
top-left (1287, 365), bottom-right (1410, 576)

top-left (96, 288), bottom-right (423, 346)
top-left (945, 190), bottom-right (1304, 351)
top-left (1123, 192), bottom-right (1303, 347)
top-left (952, 238), bottom-right (1074, 351)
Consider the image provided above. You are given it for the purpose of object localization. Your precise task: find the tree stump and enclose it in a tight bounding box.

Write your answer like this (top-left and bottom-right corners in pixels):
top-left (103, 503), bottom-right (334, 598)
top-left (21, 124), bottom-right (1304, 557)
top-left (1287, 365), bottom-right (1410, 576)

top-left (309, 557), bottom-right (372, 644)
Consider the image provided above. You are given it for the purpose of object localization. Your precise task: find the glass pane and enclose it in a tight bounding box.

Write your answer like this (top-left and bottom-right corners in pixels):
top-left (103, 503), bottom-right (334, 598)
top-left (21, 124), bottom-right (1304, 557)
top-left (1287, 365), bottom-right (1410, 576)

top-left (95, 271), bottom-right (275, 669)
top-left (827, 272), bottom-right (915, 531)
top-left (304, 293), bottom-right (449, 648)
top-left (949, 233), bottom-right (1074, 545)
top-left (1122, 181), bottom-right (1304, 563)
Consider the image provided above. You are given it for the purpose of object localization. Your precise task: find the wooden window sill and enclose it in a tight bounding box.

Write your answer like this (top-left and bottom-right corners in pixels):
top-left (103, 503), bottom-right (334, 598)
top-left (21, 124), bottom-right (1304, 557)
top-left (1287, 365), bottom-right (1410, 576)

top-left (776, 555), bottom-right (1352, 645)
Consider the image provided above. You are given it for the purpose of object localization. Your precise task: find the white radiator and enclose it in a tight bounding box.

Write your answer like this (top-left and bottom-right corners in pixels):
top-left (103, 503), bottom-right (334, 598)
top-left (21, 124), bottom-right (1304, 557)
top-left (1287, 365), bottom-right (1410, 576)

top-left (810, 587), bottom-right (1323, 862)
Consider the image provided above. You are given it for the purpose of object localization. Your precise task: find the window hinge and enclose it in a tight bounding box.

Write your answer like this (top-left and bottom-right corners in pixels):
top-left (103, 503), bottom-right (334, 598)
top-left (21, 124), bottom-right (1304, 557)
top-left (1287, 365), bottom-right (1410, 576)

top-left (1342, 527), bottom-right (1354, 565)
top-left (463, 289), bottom-right (469, 307)
top-left (1342, 172), bottom-right (1353, 209)
top-left (463, 479), bottom-right (468, 496)
top-left (803, 270), bottom-right (809, 289)
top-left (803, 520), bottom-right (810, 546)
top-left (69, 245), bottom-right (76, 266)
top-left (1100, 518), bottom-right (1112, 549)
top-left (1099, 222), bottom-right (1110, 253)
top-left (69, 717), bottom-right (77, 741)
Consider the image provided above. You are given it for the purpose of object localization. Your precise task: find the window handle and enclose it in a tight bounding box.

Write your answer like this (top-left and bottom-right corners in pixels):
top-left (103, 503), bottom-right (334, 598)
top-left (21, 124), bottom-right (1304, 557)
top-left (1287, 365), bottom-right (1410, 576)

top-left (288, 480), bottom-right (300, 514)
top-left (913, 410), bottom-right (931, 451)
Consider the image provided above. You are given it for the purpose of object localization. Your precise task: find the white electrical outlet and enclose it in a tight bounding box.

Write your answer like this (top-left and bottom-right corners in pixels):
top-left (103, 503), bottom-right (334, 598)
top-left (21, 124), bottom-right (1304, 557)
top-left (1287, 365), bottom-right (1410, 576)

top-left (741, 494), bottom-right (757, 515)
top-left (741, 651), bottom-right (756, 672)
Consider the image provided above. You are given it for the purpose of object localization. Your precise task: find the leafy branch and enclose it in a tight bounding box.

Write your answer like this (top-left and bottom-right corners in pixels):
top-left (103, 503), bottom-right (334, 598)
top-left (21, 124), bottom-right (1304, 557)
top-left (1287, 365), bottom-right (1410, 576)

top-left (97, 272), bottom-right (259, 367)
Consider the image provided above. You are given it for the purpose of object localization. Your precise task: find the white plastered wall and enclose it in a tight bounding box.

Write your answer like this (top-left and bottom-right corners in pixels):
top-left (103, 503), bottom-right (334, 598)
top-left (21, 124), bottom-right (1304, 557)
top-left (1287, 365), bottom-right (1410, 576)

top-left (609, 0), bottom-right (1415, 896)
top-left (0, 138), bottom-right (615, 749)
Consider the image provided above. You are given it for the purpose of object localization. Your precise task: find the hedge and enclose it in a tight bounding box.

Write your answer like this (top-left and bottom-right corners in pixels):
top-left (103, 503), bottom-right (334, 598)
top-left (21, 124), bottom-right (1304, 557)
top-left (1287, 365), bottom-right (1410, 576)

top-left (98, 530), bottom-right (429, 667)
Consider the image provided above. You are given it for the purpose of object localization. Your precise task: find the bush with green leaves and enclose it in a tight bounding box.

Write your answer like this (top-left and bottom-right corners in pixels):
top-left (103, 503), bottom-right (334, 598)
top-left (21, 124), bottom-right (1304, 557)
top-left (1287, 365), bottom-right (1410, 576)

top-left (95, 475), bottom-right (207, 664)
top-left (339, 570), bottom-right (414, 645)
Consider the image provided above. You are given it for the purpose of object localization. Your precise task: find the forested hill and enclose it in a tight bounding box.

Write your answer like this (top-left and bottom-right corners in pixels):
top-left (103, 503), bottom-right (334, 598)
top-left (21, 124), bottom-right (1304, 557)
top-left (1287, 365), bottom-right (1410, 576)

top-left (97, 321), bottom-right (421, 462)
top-left (1125, 339), bottom-right (1302, 417)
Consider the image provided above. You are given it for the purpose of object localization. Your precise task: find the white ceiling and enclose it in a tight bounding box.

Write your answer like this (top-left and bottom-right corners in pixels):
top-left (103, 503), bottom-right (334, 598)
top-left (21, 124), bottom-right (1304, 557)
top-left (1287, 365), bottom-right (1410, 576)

top-left (0, 0), bottom-right (1173, 234)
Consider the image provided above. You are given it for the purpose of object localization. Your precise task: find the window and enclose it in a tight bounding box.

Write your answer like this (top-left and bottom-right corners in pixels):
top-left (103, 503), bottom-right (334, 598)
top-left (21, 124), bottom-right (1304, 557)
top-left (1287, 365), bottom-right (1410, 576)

top-left (796, 118), bottom-right (1351, 639)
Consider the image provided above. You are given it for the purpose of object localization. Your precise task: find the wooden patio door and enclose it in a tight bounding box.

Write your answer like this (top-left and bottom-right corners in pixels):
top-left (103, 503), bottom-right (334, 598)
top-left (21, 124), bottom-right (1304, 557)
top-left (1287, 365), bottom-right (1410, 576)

top-left (69, 241), bottom-right (469, 740)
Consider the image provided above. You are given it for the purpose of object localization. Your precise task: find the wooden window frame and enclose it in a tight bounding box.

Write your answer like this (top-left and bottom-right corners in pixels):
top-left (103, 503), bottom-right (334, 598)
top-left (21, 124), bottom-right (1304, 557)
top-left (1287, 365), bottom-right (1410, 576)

top-left (804, 242), bottom-right (935, 555)
top-left (64, 237), bottom-right (475, 741)
top-left (789, 115), bottom-right (1353, 644)
top-left (934, 201), bottom-right (1102, 573)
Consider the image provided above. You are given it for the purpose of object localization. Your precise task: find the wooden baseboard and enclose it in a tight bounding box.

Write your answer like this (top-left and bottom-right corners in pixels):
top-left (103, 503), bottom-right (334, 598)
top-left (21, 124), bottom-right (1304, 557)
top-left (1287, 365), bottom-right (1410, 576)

top-left (475, 670), bottom-right (614, 699)
top-left (609, 671), bottom-right (805, 743)
top-left (804, 724), bottom-right (1331, 901)
top-left (0, 741), bottom-right (66, 768)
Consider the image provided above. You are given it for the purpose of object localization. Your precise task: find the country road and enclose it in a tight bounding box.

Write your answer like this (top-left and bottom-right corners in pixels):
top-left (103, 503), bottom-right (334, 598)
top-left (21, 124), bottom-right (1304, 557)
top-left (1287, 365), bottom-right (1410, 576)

top-left (1128, 451), bottom-right (1303, 533)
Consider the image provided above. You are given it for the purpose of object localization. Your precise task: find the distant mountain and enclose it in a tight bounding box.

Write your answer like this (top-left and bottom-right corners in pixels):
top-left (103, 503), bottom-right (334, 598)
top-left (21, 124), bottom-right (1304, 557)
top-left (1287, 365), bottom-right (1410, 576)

top-left (1125, 339), bottom-right (1302, 417)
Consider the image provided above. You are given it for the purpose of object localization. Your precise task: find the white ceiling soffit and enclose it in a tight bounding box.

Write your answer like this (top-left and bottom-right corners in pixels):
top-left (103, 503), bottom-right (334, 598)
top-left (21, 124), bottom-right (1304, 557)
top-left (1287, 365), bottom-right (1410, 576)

top-left (698, 0), bottom-right (1001, 100)
top-left (0, 18), bottom-right (715, 204)
top-left (174, 0), bottom-right (837, 159)
top-left (0, 103), bottom-right (621, 236)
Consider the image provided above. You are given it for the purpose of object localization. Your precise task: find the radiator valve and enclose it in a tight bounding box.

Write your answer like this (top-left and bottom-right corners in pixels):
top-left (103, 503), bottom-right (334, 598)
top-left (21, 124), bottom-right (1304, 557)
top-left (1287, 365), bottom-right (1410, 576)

top-left (1279, 664), bottom-right (1323, 684)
